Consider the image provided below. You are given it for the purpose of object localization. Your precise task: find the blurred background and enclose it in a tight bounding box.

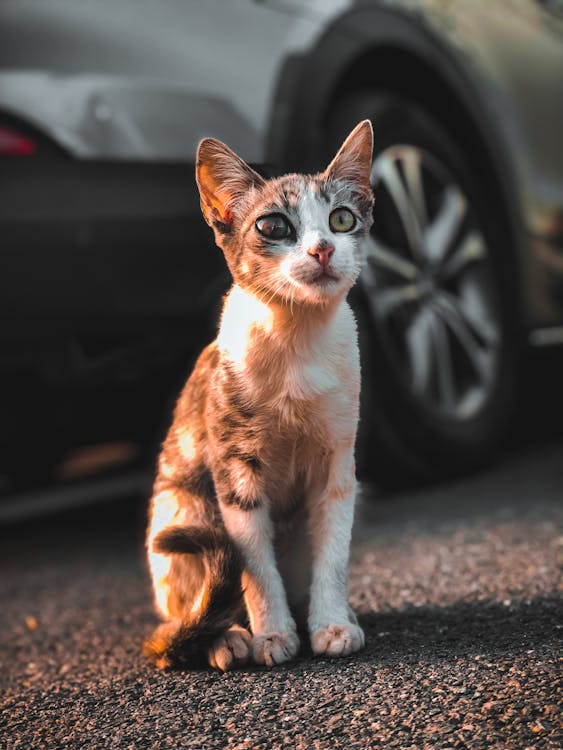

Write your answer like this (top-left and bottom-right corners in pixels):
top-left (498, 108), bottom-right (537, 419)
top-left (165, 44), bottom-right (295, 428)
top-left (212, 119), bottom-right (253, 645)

top-left (2, 4), bottom-right (562, 747)
top-left (1, 0), bottom-right (563, 522)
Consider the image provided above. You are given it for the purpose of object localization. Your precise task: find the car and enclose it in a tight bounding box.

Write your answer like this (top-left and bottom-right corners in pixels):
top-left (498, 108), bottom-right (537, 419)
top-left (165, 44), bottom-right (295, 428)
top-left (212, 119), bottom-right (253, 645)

top-left (1, 0), bottom-right (562, 518)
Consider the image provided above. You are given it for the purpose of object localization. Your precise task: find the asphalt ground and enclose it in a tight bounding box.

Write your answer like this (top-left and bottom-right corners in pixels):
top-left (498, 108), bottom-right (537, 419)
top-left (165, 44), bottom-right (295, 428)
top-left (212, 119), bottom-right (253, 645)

top-left (1, 423), bottom-right (561, 750)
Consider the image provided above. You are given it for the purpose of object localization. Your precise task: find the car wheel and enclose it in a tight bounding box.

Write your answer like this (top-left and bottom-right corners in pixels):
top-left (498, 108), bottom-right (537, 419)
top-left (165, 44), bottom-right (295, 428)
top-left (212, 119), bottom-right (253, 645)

top-left (325, 92), bottom-right (520, 486)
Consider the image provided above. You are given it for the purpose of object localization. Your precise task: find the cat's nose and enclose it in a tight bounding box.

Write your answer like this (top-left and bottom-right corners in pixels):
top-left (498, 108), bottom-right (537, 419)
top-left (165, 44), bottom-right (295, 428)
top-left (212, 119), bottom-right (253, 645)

top-left (307, 240), bottom-right (335, 268)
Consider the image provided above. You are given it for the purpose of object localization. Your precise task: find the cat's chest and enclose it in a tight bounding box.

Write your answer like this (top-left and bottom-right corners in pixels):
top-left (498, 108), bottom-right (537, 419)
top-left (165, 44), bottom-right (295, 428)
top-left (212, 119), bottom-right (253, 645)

top-left (217, 296), bottom-right (360, 439)
top-left (254, 340), bottom-right (359, 443)
top-left (280, 354), bottom-right (342, 403)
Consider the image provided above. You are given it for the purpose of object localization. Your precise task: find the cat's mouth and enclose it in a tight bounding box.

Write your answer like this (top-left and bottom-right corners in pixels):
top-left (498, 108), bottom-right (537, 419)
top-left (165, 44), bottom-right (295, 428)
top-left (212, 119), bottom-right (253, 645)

top-left (285, 262), bottom-right (348, 300)
top-left (309, 269), bottom-right (340, 285)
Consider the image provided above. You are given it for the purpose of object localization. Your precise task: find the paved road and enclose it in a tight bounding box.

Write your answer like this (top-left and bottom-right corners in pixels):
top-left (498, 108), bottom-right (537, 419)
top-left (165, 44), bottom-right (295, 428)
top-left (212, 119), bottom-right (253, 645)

top-left (1, 440), bottom-right (562, 749)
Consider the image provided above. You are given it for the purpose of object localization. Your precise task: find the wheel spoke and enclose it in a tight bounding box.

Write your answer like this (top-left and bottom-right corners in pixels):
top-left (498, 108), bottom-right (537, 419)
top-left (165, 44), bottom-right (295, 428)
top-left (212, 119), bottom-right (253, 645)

top-left (441, 287), bottom-right (499, 347)
top-left (424, 186), bottom-right (467, 265)
top-left (371, 284), bottom-right (420, 319)
top-left (456, 276), bottom-right (500, 346)
top-left (402, 149), bottom-right (427, 228)
top-left (433, 292), bottom-right (494, 384)
top-left (373, 154), bottom-right (425, 262)
top-left (430, 313), bottom-right (456, 412)
top-left (406, 307), bottom-right (434, 394)
top-left (441, 230), bottom-right (487, 280)
top-left (364, 236), bottom-right (418, 281)
top-left (360, 260), bottom-right (379, 293)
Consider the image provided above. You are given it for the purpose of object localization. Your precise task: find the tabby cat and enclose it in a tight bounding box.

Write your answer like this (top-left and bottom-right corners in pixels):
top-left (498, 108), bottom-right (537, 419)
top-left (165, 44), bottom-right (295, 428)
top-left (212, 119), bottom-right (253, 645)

top-left (144, 120), bottom-right (374, 670)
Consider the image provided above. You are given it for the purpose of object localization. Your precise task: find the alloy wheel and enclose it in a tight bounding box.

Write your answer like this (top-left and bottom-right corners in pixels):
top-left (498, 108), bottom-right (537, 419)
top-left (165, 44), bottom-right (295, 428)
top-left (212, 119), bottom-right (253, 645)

top-left (362, 145), bottom-right (501, 421)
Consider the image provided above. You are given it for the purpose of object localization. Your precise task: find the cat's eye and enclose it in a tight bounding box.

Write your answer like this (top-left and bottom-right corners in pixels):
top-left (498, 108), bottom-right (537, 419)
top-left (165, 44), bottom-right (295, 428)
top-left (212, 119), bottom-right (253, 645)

top-left (255, 213), bottom-right (292, 240)
top-left (329, 208), bottom-right (356, 233)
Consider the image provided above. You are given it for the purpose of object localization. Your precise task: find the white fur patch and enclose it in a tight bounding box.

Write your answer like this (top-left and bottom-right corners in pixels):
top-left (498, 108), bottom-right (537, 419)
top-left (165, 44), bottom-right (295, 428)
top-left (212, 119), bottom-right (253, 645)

top-left (221, 503), bottom-right (296, 635)
top-left (308, 490), bottom-right (357, 632)
top-left (217, 285), bottom-right (274, 368)
top-left (274, 191), bottom-right (364, 302)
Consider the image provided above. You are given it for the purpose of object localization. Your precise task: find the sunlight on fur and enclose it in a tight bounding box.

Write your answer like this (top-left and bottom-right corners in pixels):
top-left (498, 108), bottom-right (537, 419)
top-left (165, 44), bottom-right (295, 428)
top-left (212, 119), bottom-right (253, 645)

top-left (217, 285), bottom-right (274, 368)
top-left (176, 427), bottom-right (196, 462)
top-left (190, 580), bottom-right (209, 616)
top-left (147, 489), bottom-right (186, 617)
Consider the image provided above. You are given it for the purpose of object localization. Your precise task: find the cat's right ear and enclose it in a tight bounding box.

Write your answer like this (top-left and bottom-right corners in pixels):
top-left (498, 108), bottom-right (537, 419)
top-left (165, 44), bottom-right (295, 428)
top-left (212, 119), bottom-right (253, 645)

top-left (196, 138), bottom-right (265, 232)
top-left (323, 119), bottom-right (373, 193)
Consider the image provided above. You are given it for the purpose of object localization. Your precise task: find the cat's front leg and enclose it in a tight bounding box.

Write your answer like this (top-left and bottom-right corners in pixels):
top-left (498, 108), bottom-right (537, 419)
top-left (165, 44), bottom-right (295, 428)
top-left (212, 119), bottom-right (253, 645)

top-left (307, 446), bottom-right (364, 657)
top-left (219, 499), bottom-right (300, 666)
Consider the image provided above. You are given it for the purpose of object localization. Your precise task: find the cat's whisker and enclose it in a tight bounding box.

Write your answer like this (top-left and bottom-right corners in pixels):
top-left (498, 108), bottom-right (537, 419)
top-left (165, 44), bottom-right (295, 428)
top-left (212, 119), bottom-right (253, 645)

top-left (282, 282), bottom-right (298, 317)
top-left (246, 284), bottom-right (274, 312)
top-left (289, 286), bottom-right (295, 316)
top-left (260, 276), bottom-right (294, 310)
top-left (247, 271), bottom-right (291, 308)
top-left (265, 280), bottom-right (286, 308)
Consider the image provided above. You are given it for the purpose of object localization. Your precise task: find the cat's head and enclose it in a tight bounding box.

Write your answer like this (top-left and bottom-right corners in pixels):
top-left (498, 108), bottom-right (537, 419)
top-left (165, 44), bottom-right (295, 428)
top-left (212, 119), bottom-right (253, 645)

top-left (196, 120), bottom-right (373, 306)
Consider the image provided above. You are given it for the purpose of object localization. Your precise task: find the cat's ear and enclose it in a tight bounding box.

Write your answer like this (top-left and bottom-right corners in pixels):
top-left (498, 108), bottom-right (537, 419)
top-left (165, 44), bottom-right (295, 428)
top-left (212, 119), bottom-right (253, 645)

top-left (323, 119), bottom-right (373, 191)
top-left (196, 138), bottom-right (265, 230)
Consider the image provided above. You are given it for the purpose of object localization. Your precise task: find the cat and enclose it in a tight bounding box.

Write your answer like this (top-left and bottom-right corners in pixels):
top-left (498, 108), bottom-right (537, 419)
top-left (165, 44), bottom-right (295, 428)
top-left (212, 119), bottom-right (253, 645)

top-left (144, 119), bottom-right (374, 671)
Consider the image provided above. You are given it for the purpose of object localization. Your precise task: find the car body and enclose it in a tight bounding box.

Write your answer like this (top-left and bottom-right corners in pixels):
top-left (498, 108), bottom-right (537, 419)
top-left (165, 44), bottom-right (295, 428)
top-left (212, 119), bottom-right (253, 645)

top-left (1, 0), bottom-right (562, 518)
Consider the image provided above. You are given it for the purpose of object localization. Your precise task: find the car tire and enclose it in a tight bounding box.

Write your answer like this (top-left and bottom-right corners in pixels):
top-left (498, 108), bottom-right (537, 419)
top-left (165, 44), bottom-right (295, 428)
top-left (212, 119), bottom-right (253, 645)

top-left (324, 91), bottom-right (520, 487)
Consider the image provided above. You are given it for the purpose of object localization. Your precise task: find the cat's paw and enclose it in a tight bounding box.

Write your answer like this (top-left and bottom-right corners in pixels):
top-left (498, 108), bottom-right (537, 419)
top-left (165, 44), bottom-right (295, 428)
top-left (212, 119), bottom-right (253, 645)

top-left (310, 623), bottom-right (365, 657)
top-left (208, 625), bottom-right (252, 672)
top-left (252, 630), bottom-right (300, 667)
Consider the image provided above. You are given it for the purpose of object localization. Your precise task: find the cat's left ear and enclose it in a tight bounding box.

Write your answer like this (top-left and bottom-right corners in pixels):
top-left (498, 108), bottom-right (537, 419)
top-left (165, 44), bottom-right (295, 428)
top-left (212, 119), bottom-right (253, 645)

top-left (196, 138), bottom-right (265, 231)
top-left (323, 119), bottom-right (373, 192)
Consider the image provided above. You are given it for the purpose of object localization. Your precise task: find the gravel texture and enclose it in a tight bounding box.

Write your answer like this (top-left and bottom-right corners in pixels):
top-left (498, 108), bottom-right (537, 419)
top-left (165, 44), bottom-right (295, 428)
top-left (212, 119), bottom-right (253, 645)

top-left (1, 444), bottom-right (562, 749)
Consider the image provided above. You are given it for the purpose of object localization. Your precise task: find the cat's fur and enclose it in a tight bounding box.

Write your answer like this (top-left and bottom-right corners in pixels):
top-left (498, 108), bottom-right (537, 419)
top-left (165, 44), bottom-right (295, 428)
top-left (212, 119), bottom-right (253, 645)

top-left (144, 120), bottom-right (374, 670)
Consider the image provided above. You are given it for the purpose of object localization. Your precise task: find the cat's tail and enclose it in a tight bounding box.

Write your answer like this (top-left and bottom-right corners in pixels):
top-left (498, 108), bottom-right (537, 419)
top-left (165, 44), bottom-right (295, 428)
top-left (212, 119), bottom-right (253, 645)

top-left (143, 525), bottom-right (245, 670)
